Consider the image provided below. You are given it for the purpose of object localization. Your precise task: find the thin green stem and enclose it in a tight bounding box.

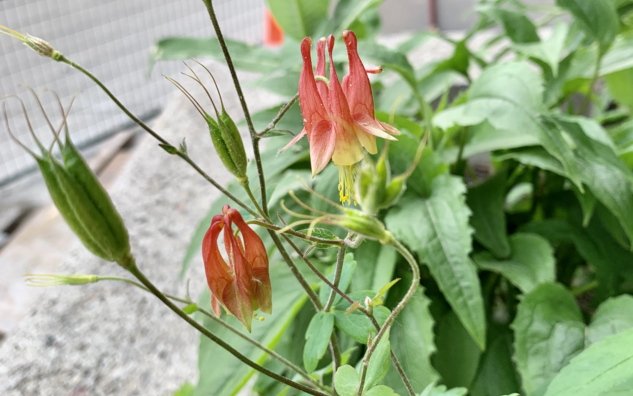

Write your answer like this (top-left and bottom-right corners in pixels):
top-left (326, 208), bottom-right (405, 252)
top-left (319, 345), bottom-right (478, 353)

top-left (100, 276), bottom-right (327, 391)
top-left (57, 55), bottom-right (258, 218)
top-left (259, 93), bottom-right (299, 136)
top-left (202, 0), bottom-right (268, 215)
top-left (126, 258), bottom-right (328, 396)
top-left (571, 280), bottom-right (599, 296)
top-left (242, 182), bottom-right (265, 217)
top-left (324, 245), bottom-right (347, 311)
top-left (249, 219), bottom-right (344, 247)
top-left (357, 238), bottom-right (419, 396)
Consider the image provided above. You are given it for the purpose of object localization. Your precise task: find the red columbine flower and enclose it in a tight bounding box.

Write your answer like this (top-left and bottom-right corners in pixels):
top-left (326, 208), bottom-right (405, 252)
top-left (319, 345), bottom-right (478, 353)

top-left (282, 31), bottom-right (400, 205)
top-left (202, 204), bottom-right (271, 331)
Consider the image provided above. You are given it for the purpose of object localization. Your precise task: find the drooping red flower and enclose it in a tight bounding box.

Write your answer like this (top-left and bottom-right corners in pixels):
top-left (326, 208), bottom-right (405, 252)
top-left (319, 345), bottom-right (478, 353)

top-left (282, 31), bottom-right (401, 205)
top-left (202, 204), bottom-right (271, 331)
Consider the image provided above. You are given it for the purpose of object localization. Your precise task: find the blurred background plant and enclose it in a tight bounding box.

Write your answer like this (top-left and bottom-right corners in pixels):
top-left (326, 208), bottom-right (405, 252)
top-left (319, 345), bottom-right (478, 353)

top-left (2, 0), bottom-right (633, 396)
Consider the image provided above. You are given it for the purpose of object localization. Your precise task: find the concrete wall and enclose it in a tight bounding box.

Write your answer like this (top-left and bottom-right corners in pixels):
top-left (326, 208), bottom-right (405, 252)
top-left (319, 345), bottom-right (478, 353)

top-left (380, 0), bottom-right (555, 32)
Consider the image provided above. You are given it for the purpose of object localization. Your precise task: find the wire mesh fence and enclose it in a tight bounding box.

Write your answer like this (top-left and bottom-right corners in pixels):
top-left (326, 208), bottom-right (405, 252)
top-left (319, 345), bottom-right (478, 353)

top-left (0, 0), bottom-right (264, 186)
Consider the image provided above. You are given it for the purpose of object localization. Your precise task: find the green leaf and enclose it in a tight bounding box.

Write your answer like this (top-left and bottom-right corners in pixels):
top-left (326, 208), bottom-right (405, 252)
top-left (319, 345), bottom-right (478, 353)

top-left (420, 383), bottom-right (468, 396)
top-left (334, 304), bottom-right (390, 344)
top-left (193, 261), bottom-right (310, 396)
top-left (297, 228), bottom-right (340, 249)
top-left (553, 116), bottom-right (633, 246)
top-left (303, 312), bottom-right (335, 373)
top-left (182, 303), bottom-right (198, 314)
top-left (433, 311), bottom-right (482, 388)
top-left (369, 279), bottom-right (400, 307)
top-left (512, 283), bottom-right (586, 396)
top-left (543, 328), bottom-right (633, 396)
top-left (332, 0), bottom-right (384, 37)
top-left (386, 174), bottom-right (486, 349)
top-left (483, 7), bottom-right (540, 43)
top-left (467, 169), bottom-right (511, 258)
top-left (434, 40), bottom-right (471, 77)
top-left (173, 381), bottom-right (195, 396)
top-left (587, 295), bottom-right (633, 345)
top-left (319, 253), bottom-right (357, 306)
top-left (605, 68), bottom-right (633, 109)
top-left (334, 365), bottom-right (360, 396)
top-left (351, 241), bottom-right (398, 294)
top-left (265, 0), bottom-right (328, 42)
top-left (268, 170), bottom-right (311, 209)
top-left (434, 62), bottom-right (582, 191)
top-left (382, 287), bottom-right (438, 394)
top-left (149, 37), bottom-right (282, 73)
top-left (556, 0), bottom-right (619, 49)
top-left (364, 328), bottom-right (392, 391)
top-left (514, 22), bottom-right (569, 76)
top-left (473, 233), bottom-right (556, 294)
top-left (364, 385), bottom-right (400, 396)
top-left (357, 41), bottom-right (416, 87)
top-left (470, 333), bottom-right (521, 396)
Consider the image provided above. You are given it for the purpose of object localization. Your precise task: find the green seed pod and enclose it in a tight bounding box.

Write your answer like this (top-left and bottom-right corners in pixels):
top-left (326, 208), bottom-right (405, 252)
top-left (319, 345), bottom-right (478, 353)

top-left (220, 108), bottom-right (248, 176)
top-left (207, 112), bottom-right (248, 182)
top-left (61, 130), bottom-right (130, 261)
top-left (338, 209), bottom-right (393, 245)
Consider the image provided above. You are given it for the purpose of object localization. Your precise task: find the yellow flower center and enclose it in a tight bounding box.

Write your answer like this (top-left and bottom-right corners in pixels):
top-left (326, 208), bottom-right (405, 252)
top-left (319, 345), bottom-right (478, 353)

top-left (338, 164), bottom-right (357, 206)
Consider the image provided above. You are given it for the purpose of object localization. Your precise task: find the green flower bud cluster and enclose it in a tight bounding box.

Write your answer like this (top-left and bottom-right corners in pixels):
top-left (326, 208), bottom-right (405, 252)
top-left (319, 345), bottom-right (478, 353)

top-left (356, 136), bottom-right (427, 215)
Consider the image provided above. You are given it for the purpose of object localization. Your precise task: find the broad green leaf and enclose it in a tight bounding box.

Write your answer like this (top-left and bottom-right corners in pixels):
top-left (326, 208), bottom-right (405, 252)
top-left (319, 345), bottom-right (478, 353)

top-left (434, 40), bottom-right (471, 77)
top-left (473, 233), bottom-right (556, 294)
top-left (434, 62), bottom-right (582, 191)
top-left (556, 0), bottom-right (619, 49)
top-left (193, 260), bottom-right (311, 396)
top-left (512, 283), bottom-right (585, 396)
top-left (514, 22), bottom-right (569, 75)
top-left (553, 117), bottom-right (633, 245)
top-left (543, 328), bottom-right (633, 396)
top-left (332, 0), bottom-right (384, 37)
top-left (605, 68), bottom-right (633, 109)
top-left (382, 287), bottom-right (438, 395)
top-left (303, 312), bottom-right (335, 373)
top-left (470, 333), bottom-right (521, 396)
top-left (587, 295), bottom-right (633, 345)
top-left (334, 365), bottom-right (360, 396)
top-left (357, 41), bottom-right (416, 87)
top-left (433, 311), bottom-right (482, 388)
top-left (268, 170), bottom-right (311, 209)
top-left (484, 7), bottom-right (540, 43)
top-left (364, 328), bottom-right (391, 391)
top-left (173, 381), bottom-right (195, 396)
top-left (386, 174), bottom-right (486, 349)
top-left (265, 0), bottom-right (328, 41)
top-left (149, 37), bottom-right (281, 72)
top-left (420, 383), bottom-right (468, 396)
top-left (364, 385), bottom-right (400, 396)
top-left (572, 183), bottom-right (596, 227)
top-left (319, 253), bottom-right (357, 306)
top-left (467, 169), bottom-right (510, 258)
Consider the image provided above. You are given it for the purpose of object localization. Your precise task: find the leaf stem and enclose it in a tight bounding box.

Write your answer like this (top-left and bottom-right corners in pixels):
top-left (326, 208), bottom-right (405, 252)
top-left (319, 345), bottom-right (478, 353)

top-left (56, 55), bottom-right (259, 218)
top-left (356, 238), bottom-right (419, 396)
top-left (98, 276), bottom-right (327, 391)
top-left (324, 244), bottom-right (347, 311)
top-left (201, 0), bottom-right (269, 215)
top-left (258, 93), bottom-right (300, 136)
top-left (125, 257), bottom-right (329, 396)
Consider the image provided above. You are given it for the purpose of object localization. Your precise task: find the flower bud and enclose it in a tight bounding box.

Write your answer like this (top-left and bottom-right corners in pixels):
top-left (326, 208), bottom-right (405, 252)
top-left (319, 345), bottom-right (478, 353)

top-left (207, 114), bottom-right (247, 182)
top-left (338, 209), bottom-right (394, 244)
top-left (381, 175), bottom-right (406, 209)
top-left (1, 26), bottom-right (62, 60)
top-left (25, 273), bottom-right (99, 287)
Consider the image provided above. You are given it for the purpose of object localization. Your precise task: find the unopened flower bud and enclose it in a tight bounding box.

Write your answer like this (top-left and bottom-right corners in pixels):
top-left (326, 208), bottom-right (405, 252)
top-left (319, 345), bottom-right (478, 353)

top-left (1, 26), bottom-right (62, 60)
top-left (25, 273), bottom-right (99, 287)
top-left (338, 209), bottom-right (394, 244)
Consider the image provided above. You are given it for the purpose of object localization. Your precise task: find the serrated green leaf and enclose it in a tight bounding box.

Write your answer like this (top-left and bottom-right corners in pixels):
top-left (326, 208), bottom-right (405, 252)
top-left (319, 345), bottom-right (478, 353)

top-left (364, 385), bottom-right (400, 396)
top-left (334, 304), bottom-right (390, 344)
top-left (434, 62), bottom-right (582, 191)
top-left (473, 233), bottom-right (556, 293)
top-left (420, 382), bottom-right (468, 396)
top-left (556, 0), bottom-right (619, 49)
top-left (297, 227), bottom-right (340, 249)
top-left (543, 328), bottom-right (633, 396)
top-left (467, 169), bottom-right (511, 258)
top-left (587, 295), bottom-right (633, 345)
top-left (303, 312), bottom-right (334, 373)
top-left (386, 174), bottom-right (486, 349)
top-left (512, 283), bottom-right (586, 396)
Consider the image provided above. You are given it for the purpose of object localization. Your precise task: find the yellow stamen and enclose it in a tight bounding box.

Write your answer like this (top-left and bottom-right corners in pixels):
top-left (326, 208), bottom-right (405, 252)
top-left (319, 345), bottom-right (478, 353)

top-left (338, 165), bottom-right (357, 206)
top-left (259, 317), bottom-right (265, 322)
